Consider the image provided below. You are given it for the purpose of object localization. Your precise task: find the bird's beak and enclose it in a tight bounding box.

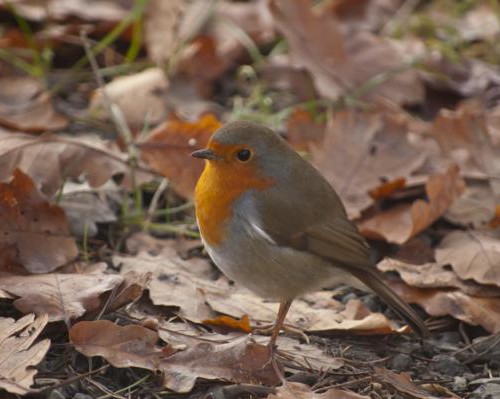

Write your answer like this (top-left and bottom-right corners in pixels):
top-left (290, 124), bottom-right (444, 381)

top-left (191, 148), bottom-right (221, 160)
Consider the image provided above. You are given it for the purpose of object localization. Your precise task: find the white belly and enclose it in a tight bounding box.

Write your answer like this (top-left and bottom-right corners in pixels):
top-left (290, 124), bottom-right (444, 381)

top-left (203, 217), bottom-right (356, 300)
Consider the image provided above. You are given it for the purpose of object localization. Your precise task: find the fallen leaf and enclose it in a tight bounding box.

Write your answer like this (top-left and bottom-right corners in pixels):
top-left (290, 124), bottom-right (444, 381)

top-left (71, 321), bottom-right (281, 394)
top-left (144, 0), bottom-right (187, 65)
top-left (431, 101), bottom-right (500, 197)
top-left (203, 314), bottom-right (252, 333)
top-left (89, 67), bottom-right (169, 129)
top-left (161, 336), bottom-right (281, 393)
top-left (267, 381), bottom-right (369, 399)
top-left (432, 231), bottom-right (500, 288)
top-left (378, 257), bottom-right (500, 297)
top-left (0, 313), bottom-right (50, 395)
top-left (445, 181), bottom-right (496, 228)
top-left (269, 0), bottom-right (424, 105)
top-left (139, 113), bottom-right (222, 198)
top-left (388, 281), bottom-right (500, 333)
top-left (311, 108), bottom-right (427, 218)
top-left (58, 181), bottom-right (119, 237)
top-left (120, 236), bottom-right (217, 323)
top-left (0, 169), bottom-right (78, 273)
top-left (457, 5), bottom-right (500, 42)
top-left (374, 367), bottom-right (456, 399)
top-left (104, 271), bottom-right (152, 315)
top-left (358, 165), bottom-right (465, 244)
top-left (70, 320), bottom-right (162, 370)
top-left (2, 0), bottom-right (132, 22)
top-left (0, 272), bottom-right (123, 321)
top-left (0, 75), bottom-right (68, 132)
top-left (0, 131), bottom-right (147, 197)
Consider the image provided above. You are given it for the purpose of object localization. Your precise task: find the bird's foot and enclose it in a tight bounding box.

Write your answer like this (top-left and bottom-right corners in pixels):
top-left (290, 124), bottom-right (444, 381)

top-left (254, 323), bottom-right (309, 344)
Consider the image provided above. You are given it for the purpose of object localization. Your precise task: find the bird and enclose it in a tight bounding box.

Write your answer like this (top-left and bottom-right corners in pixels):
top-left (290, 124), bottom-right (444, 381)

top-left (191, 120), bottom-right (428, 350)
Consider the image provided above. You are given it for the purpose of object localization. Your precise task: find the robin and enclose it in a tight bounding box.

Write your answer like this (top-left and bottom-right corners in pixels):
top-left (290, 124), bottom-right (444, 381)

top-left (191, 121), bottom-right (428, 349)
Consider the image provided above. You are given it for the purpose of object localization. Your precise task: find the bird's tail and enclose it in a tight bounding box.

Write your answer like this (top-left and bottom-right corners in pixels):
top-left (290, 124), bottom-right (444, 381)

top-left (349, 268), bottom-right (429, 338)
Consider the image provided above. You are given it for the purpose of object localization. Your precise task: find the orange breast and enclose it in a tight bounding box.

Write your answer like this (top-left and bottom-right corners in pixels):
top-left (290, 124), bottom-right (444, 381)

top-left (195, 155), bottom-right (275, 246)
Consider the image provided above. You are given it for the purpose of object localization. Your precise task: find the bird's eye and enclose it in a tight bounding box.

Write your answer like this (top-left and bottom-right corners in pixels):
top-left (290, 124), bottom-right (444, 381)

top-left (236, 149), bottom-right (252, 162)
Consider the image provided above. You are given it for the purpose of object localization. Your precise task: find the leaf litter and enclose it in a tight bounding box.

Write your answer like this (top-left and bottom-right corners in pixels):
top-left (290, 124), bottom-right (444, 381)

top-left (1, 0), bottom-right (500, 397)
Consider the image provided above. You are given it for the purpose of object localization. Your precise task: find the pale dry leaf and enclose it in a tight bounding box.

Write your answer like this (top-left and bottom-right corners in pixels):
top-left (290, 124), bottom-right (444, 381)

top-left (0, 76), bottom-right (68, 132)
top-left (1, 0), bottom-right (132, 21)
top-left (0, 272), bottom-right (123, 321)
top-left (0, 313), bottom-right (50, 395)
top-left (144, 0), bottom-right (187, 65)
top-left (118, 237), bottom-right (217, 323)
top-left (389, 281), bottom-right (500, 333)
top-left (267, 381), bottom-right (369, 399)
top-left (431, 101), bottom-right (500, 197)
top-left (89, 67), bottom-right (169, 129)
top-left (269, 0), bottom-right (424, 105)
top-left (358, 165), bottom-right (465, 244)
top-left (433, 231), bottom-right (500, 288)
top-left (445, 181), bottom-right (496, 228)
top-left (457, 5), bottom-right (500, 41)
top-left (0, 169), bottom-right (78, 273)
top-left (0, 131), bottom-right (143, 197)
top-left (378, 257), bottom-right (500, 297)
top-left (311, 108), bottom-right (427, 218)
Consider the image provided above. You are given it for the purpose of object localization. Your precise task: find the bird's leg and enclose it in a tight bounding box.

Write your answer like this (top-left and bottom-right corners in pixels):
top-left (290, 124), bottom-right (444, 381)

top-left (268, 299), bottom-right (293, 352)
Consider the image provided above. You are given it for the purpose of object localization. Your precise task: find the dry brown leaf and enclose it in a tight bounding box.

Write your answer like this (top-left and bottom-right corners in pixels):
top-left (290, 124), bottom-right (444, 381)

top-left (139, 113), bottom-right (222, 198)
top-left (0, 131), bottom-right (143, 197)
top-left (432, 231), bottom-right (500, 288)
top-left (445, 181), bottom-right (496, 228)
top-left (378, 257), bottom-right (500, 297)
top-left (0, 272), bottom-right (123, 321)
top-left (70, 320), bottom-right (162, 370)
top-left (311, 108), bottom-right (427, 218)
top-left (161, 336), bottom-right (281, 393)
top-left (0, 313), bottom-right (50, 395)
top-left (0, 169), bottom-right (78, 273)
top-left (88, 67), bottom-right (169, 129)
top-left (431, 101), bottom-right (500, 200)
top-left (104, 271), bottom-right (152, 314)
top-left (389, 281), bottom-right (500, 333)
top-left (269, 0), bottom-right (424, 105)
top-left (267, 382), bottom-right (369, 399)
top-left (358, 165), bottom-right (465, 244)
top-left (71, 320), bottom-right (280, 394)
top-left (118, 234), bottom-right (405, 334)
top-left (0, 76), bottom-right (68, 132)
top-left (374, 367), bottom-right (458, 399)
